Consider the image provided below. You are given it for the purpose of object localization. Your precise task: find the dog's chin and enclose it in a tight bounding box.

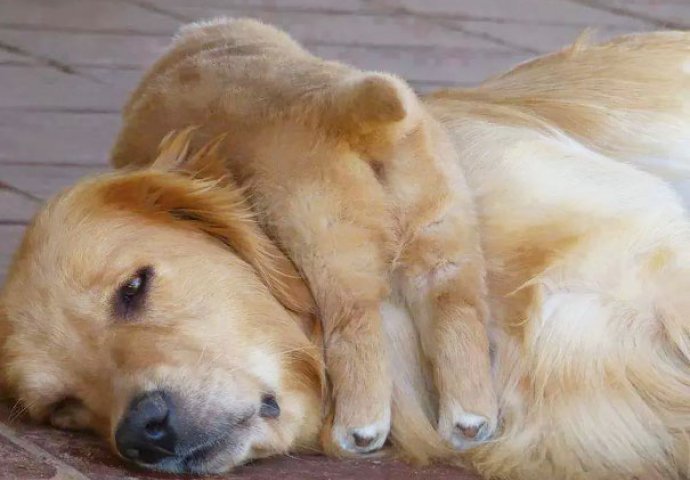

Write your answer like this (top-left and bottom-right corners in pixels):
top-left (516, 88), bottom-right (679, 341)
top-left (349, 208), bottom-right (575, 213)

top-left (127, 436), bottom-right (250, 475)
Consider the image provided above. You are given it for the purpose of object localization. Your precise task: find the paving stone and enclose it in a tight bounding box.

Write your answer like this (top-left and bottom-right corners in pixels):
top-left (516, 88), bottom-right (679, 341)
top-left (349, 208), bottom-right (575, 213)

top-left (0, 224), bottom-right (25, 284)
top-left (0, 28), bottom-right (171, 70)
top-left (0, 47), bottom-right (34, 65)
top-left (0, 190), bottom-right (39, 222)
top-left (370, 0), bottom-right (650, 27)
top-left (148, 6), bottom-right (516, 50)
top-left (0, 64), bottom-right (138, 111)
top-left (0, 0), bottom-right (180, 34)
top-left (0, 111), bottom-right (120, 164)
top-left (143, 0), bottom-right (373, 11)
top-left (455, 21), bottom-right (654, 54)
top-left (0, 433), bottom-right (57, 479)
top-left (592, 0), bottom-right (690, 28)
top-left (1, 164), bottom-right (106, 201)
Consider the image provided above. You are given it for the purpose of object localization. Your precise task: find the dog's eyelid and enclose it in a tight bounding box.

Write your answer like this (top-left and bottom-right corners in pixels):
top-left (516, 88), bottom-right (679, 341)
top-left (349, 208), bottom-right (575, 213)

top-left (35, 394), bottom-right (79, 421)
top-left (50, 395), bottom-right (82, 412)
top-left (112, 266), bottom-right (154, 320)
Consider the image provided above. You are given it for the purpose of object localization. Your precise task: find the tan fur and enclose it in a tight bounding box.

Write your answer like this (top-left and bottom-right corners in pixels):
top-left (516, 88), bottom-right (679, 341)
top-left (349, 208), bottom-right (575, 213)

top-left (1, 140), bottom-right (325, 470)
top-left (1, 19), bottom-right (690, 480)
top-left (110, 17), bottom-right (496, 454)
top-left (423, 31), bottom-right (690, 479)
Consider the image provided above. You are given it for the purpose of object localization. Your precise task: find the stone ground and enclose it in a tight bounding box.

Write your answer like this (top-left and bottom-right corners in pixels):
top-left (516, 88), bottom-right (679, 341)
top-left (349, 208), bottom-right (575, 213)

top-left (0, 0), bottom-right (688, 478)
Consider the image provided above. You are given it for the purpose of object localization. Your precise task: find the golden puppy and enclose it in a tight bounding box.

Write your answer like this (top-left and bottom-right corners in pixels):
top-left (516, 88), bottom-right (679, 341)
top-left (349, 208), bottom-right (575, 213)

top-left (1, 19), bottom-right (690, 480)
top-left (111, 17), bottom-right (497, 456)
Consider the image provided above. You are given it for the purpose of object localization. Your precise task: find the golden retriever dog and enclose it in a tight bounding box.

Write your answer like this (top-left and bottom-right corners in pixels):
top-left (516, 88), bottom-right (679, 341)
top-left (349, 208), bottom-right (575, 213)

top-left (1, 18), bottom-right (689, 480)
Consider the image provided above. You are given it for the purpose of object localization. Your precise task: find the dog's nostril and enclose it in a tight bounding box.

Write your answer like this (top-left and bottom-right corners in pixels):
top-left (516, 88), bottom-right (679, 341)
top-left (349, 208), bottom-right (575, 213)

top-left (115, 391), bottom-right (177, 464)
top-left (259, 393), bottom-right (280, 419)
top-left (352, 432), bottom-right (375, 448)
top-left (144, 418), bottom-right (168, 441)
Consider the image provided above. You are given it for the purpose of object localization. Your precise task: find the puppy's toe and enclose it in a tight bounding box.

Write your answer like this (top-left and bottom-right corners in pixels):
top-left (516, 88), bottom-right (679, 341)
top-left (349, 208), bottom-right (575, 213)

top-left (452, 413), bottom-right (494, 448)
top-left (332, 415), bottom-right (390, 454)
top-left (439, 409), bottom-right (497, 451)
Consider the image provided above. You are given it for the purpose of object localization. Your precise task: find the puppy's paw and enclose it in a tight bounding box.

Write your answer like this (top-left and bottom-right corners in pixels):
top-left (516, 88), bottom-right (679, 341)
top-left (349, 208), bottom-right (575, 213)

top-left (331, 407), bottom-right (391, 454)
top-left (438, 403), bottom-right (497, 451)
top-left (322, 309), bottom-right (392, 455)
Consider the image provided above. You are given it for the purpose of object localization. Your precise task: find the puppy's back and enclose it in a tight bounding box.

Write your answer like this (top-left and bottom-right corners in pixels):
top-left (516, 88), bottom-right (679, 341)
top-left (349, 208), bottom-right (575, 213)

top-left (112, 17), bottom-right (348, 170)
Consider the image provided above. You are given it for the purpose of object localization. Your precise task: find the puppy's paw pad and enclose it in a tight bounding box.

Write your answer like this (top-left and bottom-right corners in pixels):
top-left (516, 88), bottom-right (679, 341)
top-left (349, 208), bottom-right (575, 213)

top-left (448, 413), bottom-right (495, 450)
top-left (333, 421), bottom-right (389, 454)
top-left (456, 413), bottom-right (491, 440)
top-left (352, 431), bottom-right (377, 448)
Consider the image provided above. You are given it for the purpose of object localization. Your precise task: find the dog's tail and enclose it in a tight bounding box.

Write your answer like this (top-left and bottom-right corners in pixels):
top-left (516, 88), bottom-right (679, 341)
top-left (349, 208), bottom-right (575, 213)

top-left (381, 301), bottom-right (460, 465)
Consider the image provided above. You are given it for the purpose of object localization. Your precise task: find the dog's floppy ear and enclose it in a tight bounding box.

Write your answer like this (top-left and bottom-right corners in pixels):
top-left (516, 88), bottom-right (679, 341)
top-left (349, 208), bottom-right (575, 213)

top-left (101, 130), bottom-right (316, 328)
top-left (325, 73), bottom-right (419, 133)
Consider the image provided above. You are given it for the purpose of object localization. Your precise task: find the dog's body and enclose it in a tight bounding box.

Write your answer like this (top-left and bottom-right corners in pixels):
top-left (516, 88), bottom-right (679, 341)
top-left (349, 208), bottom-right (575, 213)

top-left (1, 19), bottom-right (689, 480)
top-left (426, 33), bottom-right (690, 478)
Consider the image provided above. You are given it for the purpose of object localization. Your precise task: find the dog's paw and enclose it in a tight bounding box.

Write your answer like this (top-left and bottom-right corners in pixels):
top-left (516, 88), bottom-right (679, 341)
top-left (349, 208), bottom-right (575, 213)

top-left (438, 405), bottom-right (497, 451)
top-left (331, 405), bottom-right (391, 454)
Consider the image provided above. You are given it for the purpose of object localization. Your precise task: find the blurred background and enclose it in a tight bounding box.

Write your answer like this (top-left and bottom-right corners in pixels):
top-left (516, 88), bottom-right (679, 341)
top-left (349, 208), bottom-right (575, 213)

top-left (0, 0), bottom-right (687, 478)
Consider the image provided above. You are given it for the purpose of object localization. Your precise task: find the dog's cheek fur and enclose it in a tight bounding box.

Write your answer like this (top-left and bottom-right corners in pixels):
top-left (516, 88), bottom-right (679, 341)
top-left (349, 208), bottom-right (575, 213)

top-left (0, 153), bottom-right (324, 462)
top-left (101, 139), bottom-right (317, 331)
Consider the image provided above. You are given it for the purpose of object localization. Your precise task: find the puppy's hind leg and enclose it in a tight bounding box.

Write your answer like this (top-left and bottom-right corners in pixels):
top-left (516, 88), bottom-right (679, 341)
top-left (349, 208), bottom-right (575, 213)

top-left (389, 125), bottom-right (497, 450)
top-left (397, 221), bottom-right (497, 451)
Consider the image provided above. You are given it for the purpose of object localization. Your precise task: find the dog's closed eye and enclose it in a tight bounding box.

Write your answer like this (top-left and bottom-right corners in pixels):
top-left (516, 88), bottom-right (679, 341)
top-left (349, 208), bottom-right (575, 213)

top-left (48, 397), bottom-right (93, 431)
top-left (113, 266), bottom-right (153, 319)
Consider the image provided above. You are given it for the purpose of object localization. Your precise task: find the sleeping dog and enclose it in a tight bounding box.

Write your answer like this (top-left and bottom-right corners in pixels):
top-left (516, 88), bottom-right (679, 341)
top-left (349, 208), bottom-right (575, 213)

top-left (1, 19), bottom-right (689, 480)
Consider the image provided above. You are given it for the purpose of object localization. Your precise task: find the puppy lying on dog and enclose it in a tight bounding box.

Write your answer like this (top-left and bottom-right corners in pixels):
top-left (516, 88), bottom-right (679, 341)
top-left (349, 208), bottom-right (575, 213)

top-left (112, 18), bottom-right (498, 455)
top-left (1, 18), bottom-right (689, 480)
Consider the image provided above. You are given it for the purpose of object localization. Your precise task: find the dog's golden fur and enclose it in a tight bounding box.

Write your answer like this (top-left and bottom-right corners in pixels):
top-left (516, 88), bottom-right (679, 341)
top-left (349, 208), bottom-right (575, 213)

top-left (1, 19), bottom-right (690, 480)
top-left (111, 17), bottom-right (497, 456)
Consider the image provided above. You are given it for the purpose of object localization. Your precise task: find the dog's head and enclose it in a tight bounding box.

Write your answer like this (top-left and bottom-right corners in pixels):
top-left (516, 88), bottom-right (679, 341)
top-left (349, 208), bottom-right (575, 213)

top-left (0, 133), bottom-right (324, 474)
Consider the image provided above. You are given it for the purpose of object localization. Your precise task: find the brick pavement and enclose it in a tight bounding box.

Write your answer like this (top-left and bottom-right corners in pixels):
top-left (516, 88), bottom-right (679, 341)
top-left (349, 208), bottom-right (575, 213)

top-left (0, 0), bottom-right (686, 478)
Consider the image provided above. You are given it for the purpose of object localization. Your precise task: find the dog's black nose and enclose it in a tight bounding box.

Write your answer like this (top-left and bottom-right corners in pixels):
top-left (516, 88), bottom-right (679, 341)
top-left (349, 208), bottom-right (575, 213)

top-left (115, 391), bottom-right (177, 464)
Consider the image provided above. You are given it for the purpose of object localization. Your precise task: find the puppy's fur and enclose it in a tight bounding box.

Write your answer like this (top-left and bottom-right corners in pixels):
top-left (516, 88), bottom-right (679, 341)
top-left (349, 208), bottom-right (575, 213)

top-left (1, 19), bottom-right (690, 480)
top-left (111, 18), bottom-right (496, 454)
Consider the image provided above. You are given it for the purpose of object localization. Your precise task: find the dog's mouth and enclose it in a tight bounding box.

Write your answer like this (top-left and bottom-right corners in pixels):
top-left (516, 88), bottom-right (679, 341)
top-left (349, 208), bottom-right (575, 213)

top-left (115, 389), bottom-right (263, 474)
top-left (127, 430), bottom-right (240, 474)
top-left (112, 385), bottom-right (283, 474)
top-left (179, 432), bottom-right (238, 473)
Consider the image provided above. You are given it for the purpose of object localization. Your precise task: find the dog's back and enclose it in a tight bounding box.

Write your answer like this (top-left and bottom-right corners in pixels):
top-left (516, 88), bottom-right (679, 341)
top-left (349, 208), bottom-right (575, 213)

top-left (421, 32), bottom-right (690, 479)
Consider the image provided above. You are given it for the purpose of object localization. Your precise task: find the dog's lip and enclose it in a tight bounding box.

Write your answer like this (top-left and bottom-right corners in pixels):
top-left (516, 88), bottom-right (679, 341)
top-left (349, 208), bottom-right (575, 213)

top-left (115, 405), bottom-right (259, 474)
top-left (125, 432), bottom-right (235, 474)
top-left (180, 432), bottom-right (235, 472)
top-left (140, 409), bottom-right (256, 473)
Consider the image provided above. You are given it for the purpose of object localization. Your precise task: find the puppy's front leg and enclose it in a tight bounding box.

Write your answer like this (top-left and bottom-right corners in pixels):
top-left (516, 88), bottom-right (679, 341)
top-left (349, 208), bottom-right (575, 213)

top-left (256, 157), bottom-right (394, 455)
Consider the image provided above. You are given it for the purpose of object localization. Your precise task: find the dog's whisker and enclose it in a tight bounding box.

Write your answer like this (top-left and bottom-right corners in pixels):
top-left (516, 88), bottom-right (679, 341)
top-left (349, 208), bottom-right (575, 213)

top-left (8, 398), bottom-right (38, 424)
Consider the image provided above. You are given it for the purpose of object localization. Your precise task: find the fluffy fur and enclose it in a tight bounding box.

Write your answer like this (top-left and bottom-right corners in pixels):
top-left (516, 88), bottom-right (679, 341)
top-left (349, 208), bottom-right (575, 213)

top-left (111, 17), bottom-right (497, 455)
top-left (1, 19), bottom-right (689, 480)
top-left (427, 32), bottom-right (690, 479)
